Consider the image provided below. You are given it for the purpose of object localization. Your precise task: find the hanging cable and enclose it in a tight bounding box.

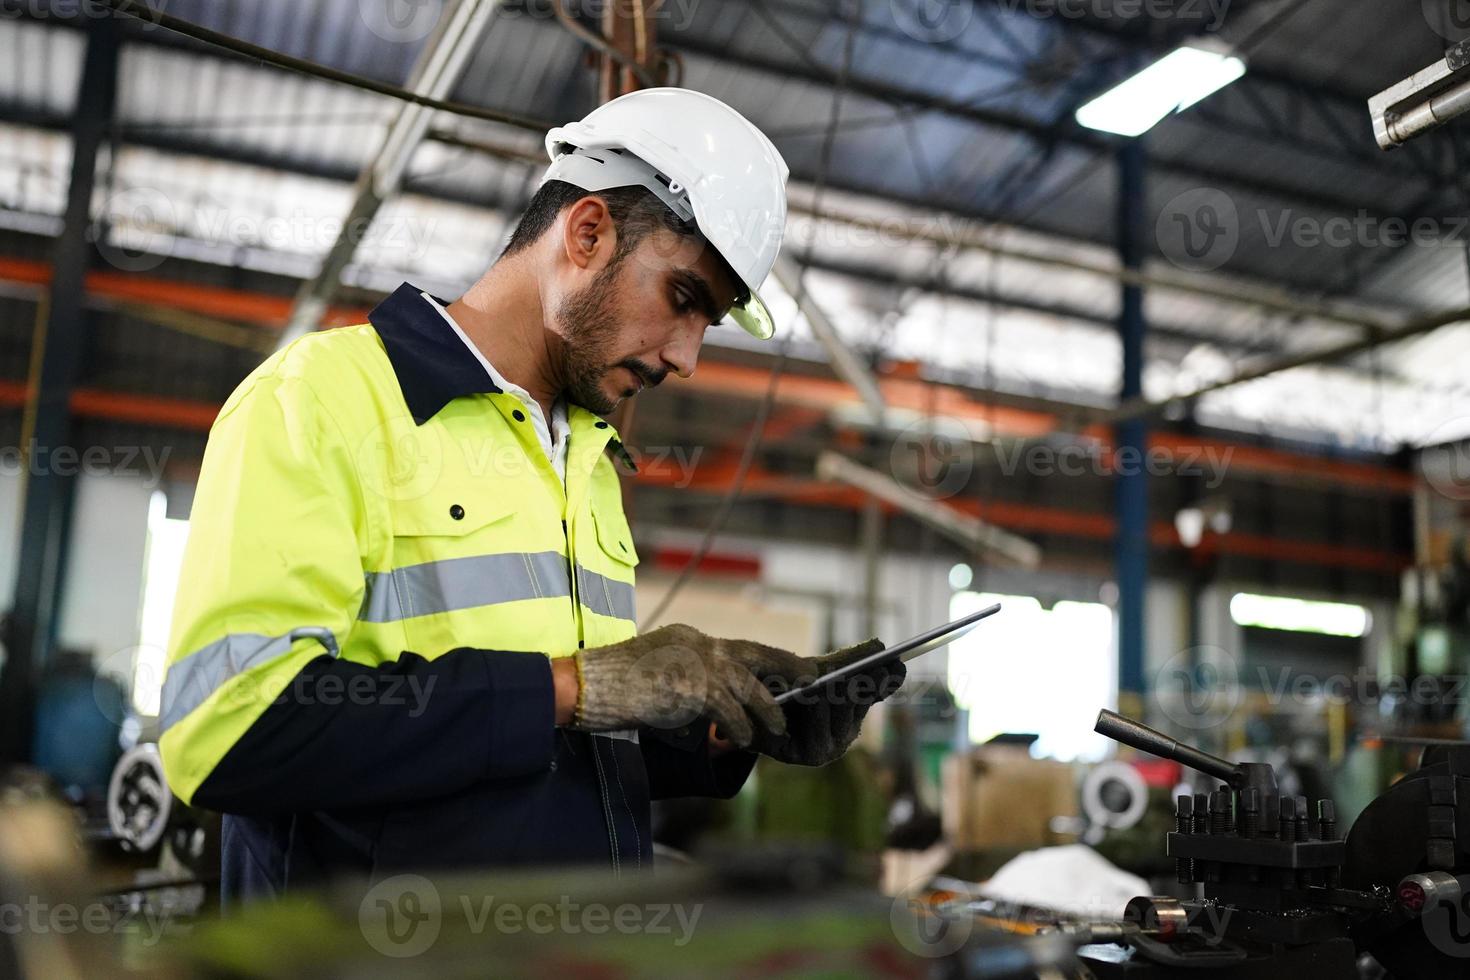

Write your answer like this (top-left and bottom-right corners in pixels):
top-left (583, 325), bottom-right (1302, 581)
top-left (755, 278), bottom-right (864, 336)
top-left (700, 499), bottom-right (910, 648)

top-left (552, 0), bottom-right (659, 89)
top-left (93, 0), bottom-right (551, 132)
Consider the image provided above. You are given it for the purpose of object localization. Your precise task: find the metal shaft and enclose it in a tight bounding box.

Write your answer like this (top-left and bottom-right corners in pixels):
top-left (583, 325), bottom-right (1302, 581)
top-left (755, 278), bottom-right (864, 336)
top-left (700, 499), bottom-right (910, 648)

top-left (1094, 710), bottom-right (1241, 785)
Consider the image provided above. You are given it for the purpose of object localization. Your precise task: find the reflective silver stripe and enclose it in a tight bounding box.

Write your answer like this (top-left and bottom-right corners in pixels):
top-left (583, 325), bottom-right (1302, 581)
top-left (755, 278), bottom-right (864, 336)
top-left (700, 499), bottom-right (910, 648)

top-left (596, 730), bottom-right (640, 744)
top-left (159, 628), bottom-right (337, 733)
top-left (577, 566), bottom-right (637, 622)
top-left (359, 551), bottom-right (571, 623)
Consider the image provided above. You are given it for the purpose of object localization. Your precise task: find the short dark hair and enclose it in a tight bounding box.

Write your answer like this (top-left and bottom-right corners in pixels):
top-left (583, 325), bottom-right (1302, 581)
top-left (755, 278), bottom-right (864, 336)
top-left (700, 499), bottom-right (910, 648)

top-left (502, 179), bottom-right (689, 261)
top-left (501, 179), bottom-right (747, 305)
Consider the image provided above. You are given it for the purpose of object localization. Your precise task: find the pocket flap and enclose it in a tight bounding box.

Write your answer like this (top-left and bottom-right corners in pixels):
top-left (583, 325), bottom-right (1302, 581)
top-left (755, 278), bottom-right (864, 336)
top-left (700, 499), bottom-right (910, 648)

top-left (592, 506), bottom-right (639, 566)
top-left (392, 496), bottom-right (516, 537)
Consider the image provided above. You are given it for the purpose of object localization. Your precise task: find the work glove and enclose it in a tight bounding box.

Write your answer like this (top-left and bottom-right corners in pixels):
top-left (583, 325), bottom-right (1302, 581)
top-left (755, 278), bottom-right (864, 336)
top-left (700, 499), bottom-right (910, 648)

top-left (572, 624), bottom-right (803, 747)
top-left (744, 638), bottom-right (908, 767)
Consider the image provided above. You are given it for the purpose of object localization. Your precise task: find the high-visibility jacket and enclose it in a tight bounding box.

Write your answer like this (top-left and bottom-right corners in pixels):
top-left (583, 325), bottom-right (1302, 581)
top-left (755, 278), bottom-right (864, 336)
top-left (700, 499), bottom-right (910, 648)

top-left (158, 283), bottom-right (752, 901)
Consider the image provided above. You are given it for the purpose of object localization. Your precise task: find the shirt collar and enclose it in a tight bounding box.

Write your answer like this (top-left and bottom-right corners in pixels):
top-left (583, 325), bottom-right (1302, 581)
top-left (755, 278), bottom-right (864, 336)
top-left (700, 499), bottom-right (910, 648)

top-left (368, 282), bottom-right (501, 425)
top-left (366, 282), bottom-right (637, 472)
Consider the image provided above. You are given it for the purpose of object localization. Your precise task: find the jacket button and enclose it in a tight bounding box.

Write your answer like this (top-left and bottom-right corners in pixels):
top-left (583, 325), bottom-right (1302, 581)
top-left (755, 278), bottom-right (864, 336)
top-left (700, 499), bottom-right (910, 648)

top-left (512, 409), bottom-right (526, 422)
top-left (549, 760), bottom-right (557, 772)
top-left (449, 504), bottom-right (465, 520)
top-left (676, 727), bottom-right (690, 738)
top-left (595, 421), bottom-right (608, 429)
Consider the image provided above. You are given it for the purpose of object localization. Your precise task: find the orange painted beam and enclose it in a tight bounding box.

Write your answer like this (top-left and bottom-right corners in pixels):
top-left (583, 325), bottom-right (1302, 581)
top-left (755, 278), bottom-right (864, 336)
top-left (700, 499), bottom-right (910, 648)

top-left (633, 462), bottom-right (1410, 574)
top-left (0, 260), bottom-right (1416, 493)
top-left (70, 389), bottom-right (220, 431)
top-left (0, 378), bottom-right (220, 431)
top-left (0, 369), bottom-right (1404, 574)
top-left (0, 257), bottom-right (372, 328)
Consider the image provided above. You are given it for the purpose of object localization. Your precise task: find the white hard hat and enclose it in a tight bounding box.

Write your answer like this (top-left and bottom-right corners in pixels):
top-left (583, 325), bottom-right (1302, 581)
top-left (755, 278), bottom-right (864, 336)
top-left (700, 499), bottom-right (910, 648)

top-left (543, 88), bottom-right (790, 340)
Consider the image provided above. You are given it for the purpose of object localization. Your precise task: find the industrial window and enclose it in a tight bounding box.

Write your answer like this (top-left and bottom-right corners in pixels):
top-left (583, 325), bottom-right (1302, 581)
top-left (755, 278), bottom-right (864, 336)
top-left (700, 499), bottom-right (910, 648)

top-left (948, 590), bottom-right (1117, 762)
top-left (132, 490), bottom-right (191, 718)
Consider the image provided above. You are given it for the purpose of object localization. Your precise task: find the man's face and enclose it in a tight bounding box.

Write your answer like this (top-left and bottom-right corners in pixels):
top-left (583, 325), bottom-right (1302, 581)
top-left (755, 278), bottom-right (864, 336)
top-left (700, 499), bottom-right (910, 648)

top-left (555, 225), bottom-right (740, 415)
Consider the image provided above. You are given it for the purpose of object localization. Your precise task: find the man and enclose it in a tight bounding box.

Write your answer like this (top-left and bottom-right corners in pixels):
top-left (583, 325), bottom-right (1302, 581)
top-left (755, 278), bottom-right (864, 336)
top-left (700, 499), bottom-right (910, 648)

top-left (158, 88), bottom-right (905, 903)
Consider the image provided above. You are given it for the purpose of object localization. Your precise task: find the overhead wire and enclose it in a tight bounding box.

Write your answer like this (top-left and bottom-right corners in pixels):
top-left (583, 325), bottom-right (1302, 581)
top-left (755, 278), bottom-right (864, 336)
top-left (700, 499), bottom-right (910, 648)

top-left (92, 0), bottom-right (552, 133)
top-left (641, 1), bottom-right (861, 629)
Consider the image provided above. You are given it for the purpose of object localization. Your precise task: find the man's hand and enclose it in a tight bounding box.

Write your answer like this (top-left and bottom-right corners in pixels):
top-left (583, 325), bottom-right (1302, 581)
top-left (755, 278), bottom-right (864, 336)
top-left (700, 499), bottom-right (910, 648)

top-left (569, 624), bottom-right (800, 747)
top-left (743, 639), bottom-right (907, 767)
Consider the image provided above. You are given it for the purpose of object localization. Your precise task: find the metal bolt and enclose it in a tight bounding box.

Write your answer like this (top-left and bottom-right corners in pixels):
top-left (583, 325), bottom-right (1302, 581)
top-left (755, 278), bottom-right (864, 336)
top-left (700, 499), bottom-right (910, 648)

top-left (1207, 791), bottom-right (1229, 883)
top-left (1294, 797), bottom-right (1311, 889)
top-left (1240, 788), bottom-right (1260, 839)
top-left (1277, 797), bottom-right (1296, 888)
top-left (1318, 799), bottom-right (1340, 888)
top-left (1176, 795), bottom-right (1195, 884)
top-left (1240, 788), bottom-right (1261, 883)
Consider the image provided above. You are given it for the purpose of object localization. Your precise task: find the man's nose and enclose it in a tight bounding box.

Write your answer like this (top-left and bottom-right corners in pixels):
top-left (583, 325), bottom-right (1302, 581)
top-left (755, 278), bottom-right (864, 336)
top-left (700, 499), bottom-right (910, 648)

top-left (660, 324), bottom-right (702, 380)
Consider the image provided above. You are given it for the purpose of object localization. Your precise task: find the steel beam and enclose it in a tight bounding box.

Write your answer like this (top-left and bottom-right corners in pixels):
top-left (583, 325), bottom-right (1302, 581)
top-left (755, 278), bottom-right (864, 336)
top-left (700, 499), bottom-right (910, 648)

top-left (772, 254), bottom-right (886, 425)
top-left (815, 451), bottom-right (1042, 568)
top-left (279, 0), bottom-right (504, 347)
top-left (0, 18), bottom-right (121, 764)
top-left (1115, 139), bottom-right (1148, 698)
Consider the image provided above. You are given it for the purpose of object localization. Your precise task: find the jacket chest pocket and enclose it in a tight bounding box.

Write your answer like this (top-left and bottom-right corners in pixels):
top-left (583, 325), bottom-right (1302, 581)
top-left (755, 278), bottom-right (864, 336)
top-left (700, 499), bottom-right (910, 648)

top-left (575, 505), bottom-right (640, 637)
top-left (365, 495), bottom-right (570, 633)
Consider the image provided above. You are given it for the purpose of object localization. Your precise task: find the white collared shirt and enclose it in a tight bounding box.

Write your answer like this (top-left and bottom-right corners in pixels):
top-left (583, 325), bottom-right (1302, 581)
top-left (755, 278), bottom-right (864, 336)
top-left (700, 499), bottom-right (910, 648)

top-left (421, 292), bottom-right (570, 485)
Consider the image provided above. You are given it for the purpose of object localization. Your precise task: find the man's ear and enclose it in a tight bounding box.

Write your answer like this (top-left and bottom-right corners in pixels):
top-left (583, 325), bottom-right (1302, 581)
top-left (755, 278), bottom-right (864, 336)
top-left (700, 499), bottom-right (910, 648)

top-left (561, 195), bottom-right (617, 272)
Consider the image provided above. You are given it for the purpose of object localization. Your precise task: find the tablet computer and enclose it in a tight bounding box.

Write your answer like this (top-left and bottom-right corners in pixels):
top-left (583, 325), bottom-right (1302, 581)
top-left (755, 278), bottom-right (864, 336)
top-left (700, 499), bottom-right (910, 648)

top-left (774, 602), bottom-right (1002, 705)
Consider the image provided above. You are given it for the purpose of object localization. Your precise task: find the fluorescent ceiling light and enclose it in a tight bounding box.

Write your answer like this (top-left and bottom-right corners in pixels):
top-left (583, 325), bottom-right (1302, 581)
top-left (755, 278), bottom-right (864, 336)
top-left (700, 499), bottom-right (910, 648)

top-left (1076, 43), bottom-right (1247, 137)
top-left (1228, 593), bottom-right (1371, 638)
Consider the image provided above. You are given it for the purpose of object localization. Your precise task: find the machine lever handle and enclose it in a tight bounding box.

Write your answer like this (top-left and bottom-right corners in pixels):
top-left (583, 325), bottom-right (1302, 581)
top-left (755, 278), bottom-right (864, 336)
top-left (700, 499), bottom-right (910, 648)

top-left (1094, 709), bottom-right (1241, 786)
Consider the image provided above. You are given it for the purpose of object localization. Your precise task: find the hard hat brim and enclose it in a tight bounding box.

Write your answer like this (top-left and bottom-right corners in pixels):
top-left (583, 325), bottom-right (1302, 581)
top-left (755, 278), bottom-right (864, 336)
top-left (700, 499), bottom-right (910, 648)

top-left (729, 287), bottom-right (776, 340)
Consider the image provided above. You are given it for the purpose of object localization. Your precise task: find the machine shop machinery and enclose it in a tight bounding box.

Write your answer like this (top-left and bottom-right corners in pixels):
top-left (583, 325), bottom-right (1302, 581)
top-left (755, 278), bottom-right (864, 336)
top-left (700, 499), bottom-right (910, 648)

top-left (1068, 709), bottom-right (1470, 978)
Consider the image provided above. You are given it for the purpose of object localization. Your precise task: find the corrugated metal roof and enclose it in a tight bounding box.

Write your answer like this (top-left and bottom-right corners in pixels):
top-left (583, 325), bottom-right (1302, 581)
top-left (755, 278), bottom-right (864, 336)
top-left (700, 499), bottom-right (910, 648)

top-left (0, 2), bottom-right (1466, 449)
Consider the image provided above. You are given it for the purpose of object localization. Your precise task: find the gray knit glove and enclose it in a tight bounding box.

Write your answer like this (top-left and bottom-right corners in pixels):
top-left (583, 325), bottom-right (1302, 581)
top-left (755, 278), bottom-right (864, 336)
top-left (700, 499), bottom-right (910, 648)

top-left (572, 624), bottom-right (806, 747)
top-left (743, 638), bottom-right (907, 767)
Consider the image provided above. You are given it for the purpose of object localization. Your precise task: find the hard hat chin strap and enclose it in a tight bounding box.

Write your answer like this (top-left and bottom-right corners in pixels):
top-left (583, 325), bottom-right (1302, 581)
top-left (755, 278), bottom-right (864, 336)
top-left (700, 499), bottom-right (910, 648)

top-left (541, 146), bottom-right (696, 225)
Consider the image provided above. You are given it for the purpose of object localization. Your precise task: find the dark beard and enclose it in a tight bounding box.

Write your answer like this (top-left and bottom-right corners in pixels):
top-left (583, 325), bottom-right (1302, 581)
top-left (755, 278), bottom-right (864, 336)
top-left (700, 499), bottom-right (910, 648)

top-left (557, 261), bottom-right (666, 415)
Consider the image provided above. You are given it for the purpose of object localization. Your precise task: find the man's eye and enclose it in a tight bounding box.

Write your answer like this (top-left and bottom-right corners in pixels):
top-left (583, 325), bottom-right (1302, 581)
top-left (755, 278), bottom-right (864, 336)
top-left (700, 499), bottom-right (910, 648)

top-left (673, 292), bottom-right (696, 315)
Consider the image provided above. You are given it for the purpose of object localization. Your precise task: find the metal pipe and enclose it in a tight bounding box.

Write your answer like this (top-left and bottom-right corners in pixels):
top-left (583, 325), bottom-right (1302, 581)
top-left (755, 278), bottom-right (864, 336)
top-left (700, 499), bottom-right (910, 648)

top-left (771, 255), bottom-right (886, 425)
top-left (1092, 303), bottom-right (1470, 428)
top-left (815, 450), bottom-right (1042, 568)
top-left (1388, 73), bottom-right (1470, 145)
